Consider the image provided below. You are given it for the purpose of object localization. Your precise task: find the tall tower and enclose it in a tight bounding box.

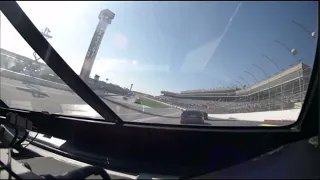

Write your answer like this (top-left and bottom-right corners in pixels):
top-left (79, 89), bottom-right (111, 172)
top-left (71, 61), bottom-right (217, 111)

top-left (80, 9), bottom-right (115, 82)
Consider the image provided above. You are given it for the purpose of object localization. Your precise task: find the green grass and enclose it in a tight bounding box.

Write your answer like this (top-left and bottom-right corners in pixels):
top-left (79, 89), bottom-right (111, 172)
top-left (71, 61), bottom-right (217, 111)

top-left (140, 97), bottom-right (169, 108)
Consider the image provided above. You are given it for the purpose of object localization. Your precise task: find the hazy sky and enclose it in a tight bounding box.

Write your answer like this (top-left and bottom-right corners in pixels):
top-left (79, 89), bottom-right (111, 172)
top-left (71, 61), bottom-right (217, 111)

top-left (1, 1), bottom-right (318, 95)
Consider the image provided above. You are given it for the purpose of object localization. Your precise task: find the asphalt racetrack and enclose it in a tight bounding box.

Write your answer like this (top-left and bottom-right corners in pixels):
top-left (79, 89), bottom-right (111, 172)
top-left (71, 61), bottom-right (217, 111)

top-left (0, 77), bottom-right (292, 127)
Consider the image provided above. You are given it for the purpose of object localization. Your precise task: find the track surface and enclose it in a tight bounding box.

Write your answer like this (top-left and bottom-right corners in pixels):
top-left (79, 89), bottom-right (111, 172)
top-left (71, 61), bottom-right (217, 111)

top-left (0, 77), bottom-right (292, 127)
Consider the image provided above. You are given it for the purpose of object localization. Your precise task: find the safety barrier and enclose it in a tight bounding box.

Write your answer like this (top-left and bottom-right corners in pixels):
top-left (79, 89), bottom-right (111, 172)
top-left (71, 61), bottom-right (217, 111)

top-left (208, 109), bottom-right (300, 122)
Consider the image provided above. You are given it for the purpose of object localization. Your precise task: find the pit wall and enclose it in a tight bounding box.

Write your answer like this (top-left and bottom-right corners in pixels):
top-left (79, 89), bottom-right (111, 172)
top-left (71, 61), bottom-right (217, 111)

top-left (208, 109), bottom-right (301, 122)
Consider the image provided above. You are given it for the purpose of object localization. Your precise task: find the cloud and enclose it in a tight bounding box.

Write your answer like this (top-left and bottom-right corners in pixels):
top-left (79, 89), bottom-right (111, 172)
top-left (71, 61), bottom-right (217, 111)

top-left (112, 32), bottom-right (128, 50)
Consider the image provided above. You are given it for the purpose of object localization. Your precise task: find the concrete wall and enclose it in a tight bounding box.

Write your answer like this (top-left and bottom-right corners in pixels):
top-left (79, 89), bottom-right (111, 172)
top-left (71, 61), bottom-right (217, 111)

top-left (208, 109), bottom-right (300, 122)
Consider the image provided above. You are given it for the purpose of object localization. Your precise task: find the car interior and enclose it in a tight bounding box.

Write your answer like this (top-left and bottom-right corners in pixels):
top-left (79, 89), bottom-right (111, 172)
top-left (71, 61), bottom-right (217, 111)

top-left (0, 1), bottom-right (319, 179)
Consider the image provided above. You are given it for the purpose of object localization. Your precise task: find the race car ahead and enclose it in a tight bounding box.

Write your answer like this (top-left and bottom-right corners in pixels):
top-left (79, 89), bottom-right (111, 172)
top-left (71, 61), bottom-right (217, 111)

top-left (180, 110), bottom-right (208, 124)
top-left (134, 97), bottom-right (142, 104)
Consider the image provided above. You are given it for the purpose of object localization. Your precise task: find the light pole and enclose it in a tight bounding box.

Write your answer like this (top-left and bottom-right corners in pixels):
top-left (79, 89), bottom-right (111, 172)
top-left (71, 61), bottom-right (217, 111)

top-left (274, 40), bottom-right (303, 102)
top-left (292, 20), bottom-right (317, 40)
top-left (252, 63), bottom-right (271, 110)
top-left (252, 64), bottom-right (269, 78)
top-left (236, 81), bottom-right (244, 103)
top-left (236, 81), bottom-right (243, 88)
top-left (227, 84), bottom-right (237, 102)
top-left (244, 70), bottom-right (259, 102)
top-left (244, 71), bottom-right (259, 82)
top-left (239, 76), bottom-right (250, 104)
top-left (261, 54), bottom-right (284, 110)
top-left (230, 83), bottom-right (237, 89)
top-left (261, 54), bottom-right (282, 71)
top-left (239, 77), bottom-right (250, 87)
top-left (291, 20), bottom-right (316, 101)
top-left (274, 40), bottom-right (300, 63)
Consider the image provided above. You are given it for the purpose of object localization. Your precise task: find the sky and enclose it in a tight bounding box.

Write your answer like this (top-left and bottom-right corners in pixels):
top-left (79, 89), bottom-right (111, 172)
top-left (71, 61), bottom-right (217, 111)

top-left (0, 1), bottom-right (318, 96)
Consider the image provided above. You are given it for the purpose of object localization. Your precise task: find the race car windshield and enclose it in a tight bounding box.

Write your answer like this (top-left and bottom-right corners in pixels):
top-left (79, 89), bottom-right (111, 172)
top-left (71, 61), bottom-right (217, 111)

top-left (0, 2), bottom-right (318, 126)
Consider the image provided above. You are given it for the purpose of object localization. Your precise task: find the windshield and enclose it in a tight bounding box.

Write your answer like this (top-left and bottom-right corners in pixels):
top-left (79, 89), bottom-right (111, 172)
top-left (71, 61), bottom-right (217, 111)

top-left (0, 1), bottom-right (318, 126)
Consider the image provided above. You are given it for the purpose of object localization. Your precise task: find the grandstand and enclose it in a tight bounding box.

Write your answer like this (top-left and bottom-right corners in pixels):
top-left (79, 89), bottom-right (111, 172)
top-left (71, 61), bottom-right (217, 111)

top-left (159, 63), bottom-right (312, 114)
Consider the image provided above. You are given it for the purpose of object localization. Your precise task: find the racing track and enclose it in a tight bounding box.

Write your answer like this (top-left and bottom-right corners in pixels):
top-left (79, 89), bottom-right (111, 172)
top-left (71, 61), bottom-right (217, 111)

top-left (0, 77), bottom-right (291, 127)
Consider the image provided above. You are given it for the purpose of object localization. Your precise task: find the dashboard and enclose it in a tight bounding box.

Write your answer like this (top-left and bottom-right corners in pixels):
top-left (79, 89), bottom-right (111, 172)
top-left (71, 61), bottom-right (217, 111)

top-left (3, 135), bottom-right (319, 179)
top-left (196, 136), bottom-right (319, 179)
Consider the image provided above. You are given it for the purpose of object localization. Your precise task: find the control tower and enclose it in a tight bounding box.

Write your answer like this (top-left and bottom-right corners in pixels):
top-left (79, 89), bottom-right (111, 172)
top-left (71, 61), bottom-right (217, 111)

top-left (80, 9), bottom-right (115, 82)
